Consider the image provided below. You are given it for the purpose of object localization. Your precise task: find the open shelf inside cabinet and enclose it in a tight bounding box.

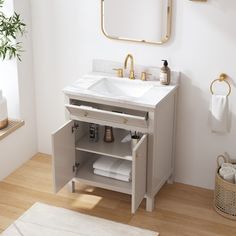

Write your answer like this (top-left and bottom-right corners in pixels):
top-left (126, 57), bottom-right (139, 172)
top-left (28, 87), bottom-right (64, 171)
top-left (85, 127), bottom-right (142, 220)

top-left (76, 128), bottom-right (133, 161)
top-left (75, 156), bottom-right (132, 195)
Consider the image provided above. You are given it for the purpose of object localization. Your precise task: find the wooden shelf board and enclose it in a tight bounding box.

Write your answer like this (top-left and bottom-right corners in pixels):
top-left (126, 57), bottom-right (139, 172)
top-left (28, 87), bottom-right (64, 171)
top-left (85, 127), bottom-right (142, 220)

top-left (75, 157), bottom-right (132, 195)
top-left (76, 129), bottom-right (133, 161)
top-left (0, 119), bottom-right (24, 141)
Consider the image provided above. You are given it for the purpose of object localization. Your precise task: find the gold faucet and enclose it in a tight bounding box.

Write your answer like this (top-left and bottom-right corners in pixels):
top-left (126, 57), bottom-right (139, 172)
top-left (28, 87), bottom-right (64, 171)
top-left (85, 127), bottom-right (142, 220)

top-left (124, 54), bottom-right (135, 80)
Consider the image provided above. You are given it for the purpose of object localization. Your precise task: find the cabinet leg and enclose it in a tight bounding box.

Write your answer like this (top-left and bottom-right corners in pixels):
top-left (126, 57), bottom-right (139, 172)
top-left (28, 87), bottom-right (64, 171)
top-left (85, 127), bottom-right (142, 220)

top-left (68, 180), bottom-right (75, 193)
top-left (146, 196), bottom-right (155, 212)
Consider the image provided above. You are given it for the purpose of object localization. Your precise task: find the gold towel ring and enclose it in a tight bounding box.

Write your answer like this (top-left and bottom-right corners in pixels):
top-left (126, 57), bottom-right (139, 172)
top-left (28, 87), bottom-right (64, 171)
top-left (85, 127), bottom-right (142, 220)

top-left (210, 73), bottom-right (231, 97)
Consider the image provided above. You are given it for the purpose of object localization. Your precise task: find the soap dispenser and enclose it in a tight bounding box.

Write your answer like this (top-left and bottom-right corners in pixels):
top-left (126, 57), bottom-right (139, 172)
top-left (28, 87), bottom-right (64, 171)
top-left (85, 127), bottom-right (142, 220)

top-left (0, 90), bottom-right (8, 129)
top-left (160, 60), bottom-right (171, 85)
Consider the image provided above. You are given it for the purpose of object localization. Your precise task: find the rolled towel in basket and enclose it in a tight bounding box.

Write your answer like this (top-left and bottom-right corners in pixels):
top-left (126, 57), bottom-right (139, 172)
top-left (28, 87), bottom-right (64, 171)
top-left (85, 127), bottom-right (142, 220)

top-left (219, 167), bottom-right (235, 183)
top-left (221, 163), bottom-right (234, 168)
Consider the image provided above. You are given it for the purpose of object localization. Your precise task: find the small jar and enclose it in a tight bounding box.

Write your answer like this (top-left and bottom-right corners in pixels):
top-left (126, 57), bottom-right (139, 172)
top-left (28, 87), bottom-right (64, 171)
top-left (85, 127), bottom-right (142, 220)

top-left (104, 126), bottom-right (114, 143)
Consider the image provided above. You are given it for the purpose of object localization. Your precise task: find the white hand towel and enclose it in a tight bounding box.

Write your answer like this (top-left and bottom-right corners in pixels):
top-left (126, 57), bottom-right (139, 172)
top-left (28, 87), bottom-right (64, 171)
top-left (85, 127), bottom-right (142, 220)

top-left (211, 95), bottom-right (229, 133)
top-left (219, 167), bottom-right (235, 183)
top-left (93, 156), bottom-right (132, 177)
top-left (94, 169), bottom-right (131, 182)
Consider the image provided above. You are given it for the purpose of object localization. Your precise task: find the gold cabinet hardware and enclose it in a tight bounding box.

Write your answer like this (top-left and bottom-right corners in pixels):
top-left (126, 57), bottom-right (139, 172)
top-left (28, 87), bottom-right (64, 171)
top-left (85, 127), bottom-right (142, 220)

top-left (113, 68), bottom-right (123, 78)
top-left (123, 118), bottom-right (128, 124)
top-left (141, 72), bottom-right (152, 81)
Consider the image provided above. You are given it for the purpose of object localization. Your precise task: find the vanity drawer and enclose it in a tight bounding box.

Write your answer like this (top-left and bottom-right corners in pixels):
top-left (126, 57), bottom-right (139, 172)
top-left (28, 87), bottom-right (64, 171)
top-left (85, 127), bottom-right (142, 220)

top-left (65, 104), bottom-right (148, 131)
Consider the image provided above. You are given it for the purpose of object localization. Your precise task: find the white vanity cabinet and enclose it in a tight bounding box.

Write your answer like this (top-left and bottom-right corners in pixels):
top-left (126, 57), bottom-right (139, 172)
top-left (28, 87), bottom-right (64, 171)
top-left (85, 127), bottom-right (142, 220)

top-left (52, 101), bottom-right (149, 213)
top-left (52, 77), bottom-right (178, 213)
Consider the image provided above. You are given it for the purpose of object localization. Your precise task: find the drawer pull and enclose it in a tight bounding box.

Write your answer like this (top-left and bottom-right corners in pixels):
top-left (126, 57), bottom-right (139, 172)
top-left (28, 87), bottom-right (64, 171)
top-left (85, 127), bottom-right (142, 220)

top-left (123, 118), bottom-right (128, 124)
top-left (84, 111), bottom-right (88, 117)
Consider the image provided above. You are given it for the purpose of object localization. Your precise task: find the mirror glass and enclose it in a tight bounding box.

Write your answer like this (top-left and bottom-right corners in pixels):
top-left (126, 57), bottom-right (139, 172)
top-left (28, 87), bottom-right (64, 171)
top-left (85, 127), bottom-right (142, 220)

top-left (101, 0), bottom-right (172, 45)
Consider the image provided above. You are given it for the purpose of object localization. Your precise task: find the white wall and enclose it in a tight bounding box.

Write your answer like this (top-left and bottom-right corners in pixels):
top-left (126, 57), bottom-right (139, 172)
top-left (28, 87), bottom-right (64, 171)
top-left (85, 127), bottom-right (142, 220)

top-left (0, 0), bottom-right (37, 180)
top-left (31, 0), bottom-right (236, 189)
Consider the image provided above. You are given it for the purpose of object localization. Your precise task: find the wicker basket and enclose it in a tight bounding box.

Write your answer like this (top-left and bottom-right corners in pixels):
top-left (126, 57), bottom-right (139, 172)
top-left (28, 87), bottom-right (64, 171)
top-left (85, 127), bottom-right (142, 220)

top-left (214, 155), bottom-right (236, 220)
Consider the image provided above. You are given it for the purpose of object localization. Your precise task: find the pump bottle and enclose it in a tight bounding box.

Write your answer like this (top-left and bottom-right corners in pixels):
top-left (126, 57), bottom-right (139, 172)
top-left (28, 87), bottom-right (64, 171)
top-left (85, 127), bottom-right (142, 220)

top-left (160, 60), bottom-right (171, 85)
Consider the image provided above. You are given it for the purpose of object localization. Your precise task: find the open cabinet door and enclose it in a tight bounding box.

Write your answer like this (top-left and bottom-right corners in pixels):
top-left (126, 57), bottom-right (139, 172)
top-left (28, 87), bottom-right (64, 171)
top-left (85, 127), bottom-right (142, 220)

top-left (132, 134), bottom-right (147, 213)
top-left (52, 120), bottom-right (75, 193)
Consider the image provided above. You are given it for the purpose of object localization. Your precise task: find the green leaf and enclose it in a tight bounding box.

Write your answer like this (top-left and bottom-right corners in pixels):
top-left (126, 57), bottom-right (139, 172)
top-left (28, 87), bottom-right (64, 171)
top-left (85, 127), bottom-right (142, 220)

top-left (0, 0), bottom-right (26, 60)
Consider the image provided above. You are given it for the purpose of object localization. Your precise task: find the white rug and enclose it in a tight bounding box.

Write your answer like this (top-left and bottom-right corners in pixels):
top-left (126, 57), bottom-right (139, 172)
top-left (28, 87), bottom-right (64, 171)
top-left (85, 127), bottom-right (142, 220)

top-left (1, 203), bottom-right (158, 236)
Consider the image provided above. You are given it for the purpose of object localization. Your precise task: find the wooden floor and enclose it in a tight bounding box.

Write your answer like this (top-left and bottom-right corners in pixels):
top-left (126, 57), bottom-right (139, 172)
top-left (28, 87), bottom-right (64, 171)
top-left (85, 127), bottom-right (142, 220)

top-left (0, 154), bottom-right (236, 236)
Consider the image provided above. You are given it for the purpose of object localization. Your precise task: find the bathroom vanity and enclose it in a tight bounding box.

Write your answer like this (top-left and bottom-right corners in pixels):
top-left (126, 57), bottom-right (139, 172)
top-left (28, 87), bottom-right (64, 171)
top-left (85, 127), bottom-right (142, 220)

top-left (52, 62), bottom-right (179, 213)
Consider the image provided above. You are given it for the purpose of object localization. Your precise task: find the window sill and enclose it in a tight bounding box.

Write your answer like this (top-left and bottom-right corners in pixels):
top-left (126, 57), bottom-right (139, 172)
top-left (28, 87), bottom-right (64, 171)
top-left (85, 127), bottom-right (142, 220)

top-left (0, 119), bottom-right (25, 141)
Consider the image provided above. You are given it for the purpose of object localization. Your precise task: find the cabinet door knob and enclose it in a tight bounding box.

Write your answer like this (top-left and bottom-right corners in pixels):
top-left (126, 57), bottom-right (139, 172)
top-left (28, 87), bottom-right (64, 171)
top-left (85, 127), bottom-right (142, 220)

top-left (123, 118), bottom-right (128, 124)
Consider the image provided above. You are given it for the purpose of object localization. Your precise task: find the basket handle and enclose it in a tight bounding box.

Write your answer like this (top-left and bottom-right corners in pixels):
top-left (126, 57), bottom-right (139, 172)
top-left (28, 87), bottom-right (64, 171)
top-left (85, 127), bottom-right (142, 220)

top-left (217, 155), bottom-right (229, 168)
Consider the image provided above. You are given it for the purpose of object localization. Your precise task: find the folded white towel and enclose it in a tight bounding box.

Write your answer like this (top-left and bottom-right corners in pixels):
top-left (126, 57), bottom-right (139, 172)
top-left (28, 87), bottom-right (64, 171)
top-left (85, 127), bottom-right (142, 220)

top-left (93, 156), bottom-right (132, 177)
top-left (94, 169), bottom-right (131, 182)
top-left (211, 95), bottom-right (229, 133)
top-left (219, 167), bottom-right (235, 183)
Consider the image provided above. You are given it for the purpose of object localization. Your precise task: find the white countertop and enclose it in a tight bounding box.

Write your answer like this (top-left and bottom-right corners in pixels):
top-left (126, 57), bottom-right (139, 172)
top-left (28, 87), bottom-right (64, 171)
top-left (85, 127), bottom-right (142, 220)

top-left (63, 74), bottom-right (178, 111)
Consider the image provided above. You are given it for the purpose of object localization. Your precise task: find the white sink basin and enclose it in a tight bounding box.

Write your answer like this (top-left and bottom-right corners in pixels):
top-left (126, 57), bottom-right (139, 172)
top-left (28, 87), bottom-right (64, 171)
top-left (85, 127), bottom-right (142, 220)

top-left (63, 73), bottom-right (177, 109)
top-left (88, 77), bottom-right (153, 99)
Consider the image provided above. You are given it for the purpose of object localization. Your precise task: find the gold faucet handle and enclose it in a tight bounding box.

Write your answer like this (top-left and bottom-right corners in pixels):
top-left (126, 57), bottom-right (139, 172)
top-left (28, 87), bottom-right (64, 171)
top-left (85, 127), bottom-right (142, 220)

top-left (141, 72), bottom-right (152, 81)
top-left (113, 68), bottom-right (123, 78)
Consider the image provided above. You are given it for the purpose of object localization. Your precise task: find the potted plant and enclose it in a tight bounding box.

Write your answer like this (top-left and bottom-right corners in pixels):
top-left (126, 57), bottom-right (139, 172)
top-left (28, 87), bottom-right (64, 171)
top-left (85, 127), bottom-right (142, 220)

top-left (0, 0), bottom-right (25, 129)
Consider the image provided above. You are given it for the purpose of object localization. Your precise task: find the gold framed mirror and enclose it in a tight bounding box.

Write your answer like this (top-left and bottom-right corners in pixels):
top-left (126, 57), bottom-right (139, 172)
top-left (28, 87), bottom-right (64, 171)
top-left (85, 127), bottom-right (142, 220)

top-left (101, 0), bottom-right (172, 45)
